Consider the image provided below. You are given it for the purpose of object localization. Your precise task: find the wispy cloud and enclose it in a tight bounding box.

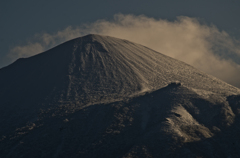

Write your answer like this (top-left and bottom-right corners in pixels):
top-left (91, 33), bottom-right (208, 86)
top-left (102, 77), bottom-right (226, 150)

top-left (9, 43), bottom-right (44, 59)
top-left (9, 14), bottom-right (240, 88)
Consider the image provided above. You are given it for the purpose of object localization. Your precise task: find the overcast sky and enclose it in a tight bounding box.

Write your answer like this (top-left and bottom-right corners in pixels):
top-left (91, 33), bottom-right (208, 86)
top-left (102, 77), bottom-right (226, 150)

top-left (1, 0), bottom-right (240, 87)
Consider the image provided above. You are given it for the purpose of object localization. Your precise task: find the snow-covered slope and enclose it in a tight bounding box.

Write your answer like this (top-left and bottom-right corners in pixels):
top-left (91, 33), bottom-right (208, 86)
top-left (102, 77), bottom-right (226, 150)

top-left (0, 34), bottom-right (239, 157)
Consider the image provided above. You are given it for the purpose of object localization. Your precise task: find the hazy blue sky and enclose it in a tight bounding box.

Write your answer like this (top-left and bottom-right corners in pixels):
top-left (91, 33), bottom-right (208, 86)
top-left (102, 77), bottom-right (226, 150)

top-left (1, 0), bottom-right (240, 87)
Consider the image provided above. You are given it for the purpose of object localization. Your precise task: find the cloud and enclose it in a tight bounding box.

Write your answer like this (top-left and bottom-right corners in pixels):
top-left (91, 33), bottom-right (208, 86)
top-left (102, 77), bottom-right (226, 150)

top-left (9, 43), bottom-right (44, 59)
top-left (9, 14), bottom-right (240, 88)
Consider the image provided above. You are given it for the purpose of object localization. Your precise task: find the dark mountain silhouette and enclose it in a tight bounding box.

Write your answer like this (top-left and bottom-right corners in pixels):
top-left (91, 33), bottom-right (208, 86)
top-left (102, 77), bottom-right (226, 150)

top-left (0, 34), bottom-right (239, 157)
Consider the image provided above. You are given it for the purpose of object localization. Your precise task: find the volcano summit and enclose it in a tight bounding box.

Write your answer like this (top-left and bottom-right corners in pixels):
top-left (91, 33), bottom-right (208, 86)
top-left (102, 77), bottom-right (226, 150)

top-left (0, 34), bottom-right (240, 157)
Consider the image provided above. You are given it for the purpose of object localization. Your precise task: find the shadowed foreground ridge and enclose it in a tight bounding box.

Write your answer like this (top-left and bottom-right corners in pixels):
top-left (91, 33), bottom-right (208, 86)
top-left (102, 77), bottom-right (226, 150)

top-left (0, 34), bottom-right (240, 157)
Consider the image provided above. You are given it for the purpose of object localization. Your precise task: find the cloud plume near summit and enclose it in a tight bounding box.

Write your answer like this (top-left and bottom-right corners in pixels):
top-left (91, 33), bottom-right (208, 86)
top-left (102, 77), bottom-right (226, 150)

top-left (9, 14), bottom-right (240, 88)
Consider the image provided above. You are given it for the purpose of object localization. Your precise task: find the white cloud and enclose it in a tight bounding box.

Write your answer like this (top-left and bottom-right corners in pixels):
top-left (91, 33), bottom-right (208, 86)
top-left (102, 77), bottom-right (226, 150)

top-left (9, 14), bottom-right (240, 88)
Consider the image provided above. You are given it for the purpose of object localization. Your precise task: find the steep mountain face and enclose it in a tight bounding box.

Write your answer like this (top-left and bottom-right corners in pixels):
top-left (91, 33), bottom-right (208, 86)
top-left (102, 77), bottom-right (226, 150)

top-left (0, 34), bottom-right (240, 157)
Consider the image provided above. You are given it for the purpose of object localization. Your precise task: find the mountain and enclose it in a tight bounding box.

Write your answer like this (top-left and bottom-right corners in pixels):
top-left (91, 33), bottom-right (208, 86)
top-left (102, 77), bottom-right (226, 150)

top-left (0, 34), bottom-right (240, 158)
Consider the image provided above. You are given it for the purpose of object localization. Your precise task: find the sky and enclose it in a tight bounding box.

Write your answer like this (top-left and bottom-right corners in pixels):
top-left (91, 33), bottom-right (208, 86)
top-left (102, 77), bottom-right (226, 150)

top-left (1, 0), bottom-right (240, 87)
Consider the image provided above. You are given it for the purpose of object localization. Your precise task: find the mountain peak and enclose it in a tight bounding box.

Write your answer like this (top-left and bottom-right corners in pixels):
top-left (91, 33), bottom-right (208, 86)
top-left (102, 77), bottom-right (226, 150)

top-left (79, 34), bottom-right (104, 41)
top-left (1, 34), bottom-right (240, 157)
top-left (72, 34), bottom-right (115, 43)
top-left (1, 35), bottom-right (239, 107)
top-left (82, 33), bottom-right (105, 38)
